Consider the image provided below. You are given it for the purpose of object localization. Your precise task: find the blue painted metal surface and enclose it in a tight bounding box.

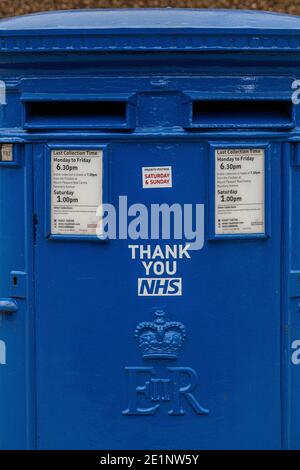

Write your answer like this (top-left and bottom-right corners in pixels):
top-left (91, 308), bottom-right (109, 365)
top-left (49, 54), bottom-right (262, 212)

top-left (0, 8), bottom-right (299, 449)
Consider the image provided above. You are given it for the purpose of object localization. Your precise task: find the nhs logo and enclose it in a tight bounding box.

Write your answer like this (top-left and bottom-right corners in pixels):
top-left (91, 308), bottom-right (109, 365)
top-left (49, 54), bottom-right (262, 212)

top-left (138, 278), bottom-right (182, 296)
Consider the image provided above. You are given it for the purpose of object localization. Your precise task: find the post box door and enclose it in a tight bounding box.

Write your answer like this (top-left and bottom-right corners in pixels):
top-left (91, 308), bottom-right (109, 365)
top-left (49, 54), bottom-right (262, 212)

top-left (33, 141), bottom-right (282, 450)
top-left (0, 146), bottom-right (35, 450)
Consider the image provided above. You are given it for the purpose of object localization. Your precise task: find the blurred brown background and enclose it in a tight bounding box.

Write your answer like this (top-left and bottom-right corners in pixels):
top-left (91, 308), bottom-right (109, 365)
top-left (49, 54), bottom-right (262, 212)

top-left (0, 0), bottom-right (299, 19)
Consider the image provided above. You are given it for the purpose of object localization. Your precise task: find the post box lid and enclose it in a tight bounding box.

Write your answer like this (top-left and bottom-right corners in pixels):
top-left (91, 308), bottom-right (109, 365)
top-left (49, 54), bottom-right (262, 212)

top-left (0, 9), bottom-right (300, 52)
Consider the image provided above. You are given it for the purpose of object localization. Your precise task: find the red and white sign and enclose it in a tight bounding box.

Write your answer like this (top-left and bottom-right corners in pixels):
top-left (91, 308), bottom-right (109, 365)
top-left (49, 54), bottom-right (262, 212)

top-left (142, 166), bottom-right (172, 189)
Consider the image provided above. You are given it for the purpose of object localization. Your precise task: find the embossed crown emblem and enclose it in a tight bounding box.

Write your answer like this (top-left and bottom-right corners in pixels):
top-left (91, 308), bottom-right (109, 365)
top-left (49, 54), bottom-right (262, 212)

top-left (135, 310), bottom-right (186, 360)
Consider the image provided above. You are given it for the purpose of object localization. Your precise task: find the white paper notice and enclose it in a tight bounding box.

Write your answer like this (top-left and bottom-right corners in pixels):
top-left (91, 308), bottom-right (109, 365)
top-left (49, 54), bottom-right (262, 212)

top-left (51, 149), bottom-right (102, 236)
top-left (215, 148), bottom-right (265, 235)
top-left (142, 166), bottom-right (172, 188)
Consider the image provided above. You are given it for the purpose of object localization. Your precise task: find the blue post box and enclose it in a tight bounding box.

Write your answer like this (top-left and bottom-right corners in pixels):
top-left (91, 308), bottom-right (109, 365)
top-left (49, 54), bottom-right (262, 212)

top-left (0, 8), bottom-right (300, 450)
